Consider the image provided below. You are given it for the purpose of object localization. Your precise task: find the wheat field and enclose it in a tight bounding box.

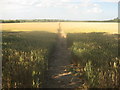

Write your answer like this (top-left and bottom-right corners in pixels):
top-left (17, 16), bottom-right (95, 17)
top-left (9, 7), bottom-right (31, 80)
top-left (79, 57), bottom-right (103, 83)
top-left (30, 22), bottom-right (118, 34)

top-left (1, 22), bottom-right (118, 34)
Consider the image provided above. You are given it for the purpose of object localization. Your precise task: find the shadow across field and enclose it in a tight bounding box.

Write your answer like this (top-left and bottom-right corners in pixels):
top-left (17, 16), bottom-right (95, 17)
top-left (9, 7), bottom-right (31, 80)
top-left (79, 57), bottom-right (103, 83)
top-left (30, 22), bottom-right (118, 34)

top-left (2, 31), bottom-right (120, 88)
top-left (2, 31), bottom-right (57, 88)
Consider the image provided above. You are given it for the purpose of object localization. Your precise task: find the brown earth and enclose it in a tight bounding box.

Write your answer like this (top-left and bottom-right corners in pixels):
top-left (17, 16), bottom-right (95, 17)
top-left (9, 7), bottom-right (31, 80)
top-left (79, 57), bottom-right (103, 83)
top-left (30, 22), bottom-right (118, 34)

top-left (43, 31), bottom-right (84, 88)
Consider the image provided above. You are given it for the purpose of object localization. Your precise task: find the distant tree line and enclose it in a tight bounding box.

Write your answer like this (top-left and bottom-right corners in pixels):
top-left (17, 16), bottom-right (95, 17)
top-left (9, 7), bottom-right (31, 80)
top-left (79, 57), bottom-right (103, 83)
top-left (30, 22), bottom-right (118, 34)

top-left (0, 18), bottom-right (119, 23)
top-left (0, 20), bottom-right (21, 23)
top-left (0, 19), bottom-right (72, 23)
top-left (104, 17), bottom-right (119, 22)
top-left (85, 18), bottom-right (119, 22)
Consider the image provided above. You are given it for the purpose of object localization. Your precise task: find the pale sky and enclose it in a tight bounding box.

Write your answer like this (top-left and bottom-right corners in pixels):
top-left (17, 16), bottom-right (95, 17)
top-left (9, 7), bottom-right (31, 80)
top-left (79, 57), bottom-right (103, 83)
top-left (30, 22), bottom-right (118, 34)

top-left (0, 0), bottom-right (119, 20)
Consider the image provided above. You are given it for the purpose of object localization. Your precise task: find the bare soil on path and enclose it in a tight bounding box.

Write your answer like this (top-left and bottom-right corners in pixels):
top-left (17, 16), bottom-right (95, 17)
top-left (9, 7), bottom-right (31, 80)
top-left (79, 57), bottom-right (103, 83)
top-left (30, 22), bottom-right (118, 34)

top-left (43, 32), bottom-right (83, 88)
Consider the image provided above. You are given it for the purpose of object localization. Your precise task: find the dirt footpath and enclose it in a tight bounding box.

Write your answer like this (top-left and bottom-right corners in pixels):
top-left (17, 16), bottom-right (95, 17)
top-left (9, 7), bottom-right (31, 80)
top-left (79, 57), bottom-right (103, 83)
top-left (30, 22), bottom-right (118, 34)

top-left (43, 31), bottom-right (83, 88)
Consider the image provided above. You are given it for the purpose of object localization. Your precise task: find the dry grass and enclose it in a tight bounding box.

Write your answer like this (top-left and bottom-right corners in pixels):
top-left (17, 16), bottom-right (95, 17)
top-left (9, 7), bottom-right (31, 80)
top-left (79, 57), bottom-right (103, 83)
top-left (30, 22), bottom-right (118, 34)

top-left (1, 22), bottom-right (118, 34)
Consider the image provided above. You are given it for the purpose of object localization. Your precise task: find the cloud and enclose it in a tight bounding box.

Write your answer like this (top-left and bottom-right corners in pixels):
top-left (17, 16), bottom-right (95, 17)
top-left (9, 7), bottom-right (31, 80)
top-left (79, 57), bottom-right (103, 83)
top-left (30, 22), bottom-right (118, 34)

top-left (100, 0), bottom-right (119, 2)
top-left (34, 0), bottom-right (95, 9)
top-left (0, 0), bottom-right (104, 15)
top-left (86, 3), bottom-right (103, 14)
top-left (0, 0), bottom-right (117, 20)
top-left (0, 0), bottom-right (103, 9)
top-left (26, 0), bottom-right (103, 15)
top-left (0, 0), bottom-right (118, 8)
top-left (87, 7), bottom-right (103, 13)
